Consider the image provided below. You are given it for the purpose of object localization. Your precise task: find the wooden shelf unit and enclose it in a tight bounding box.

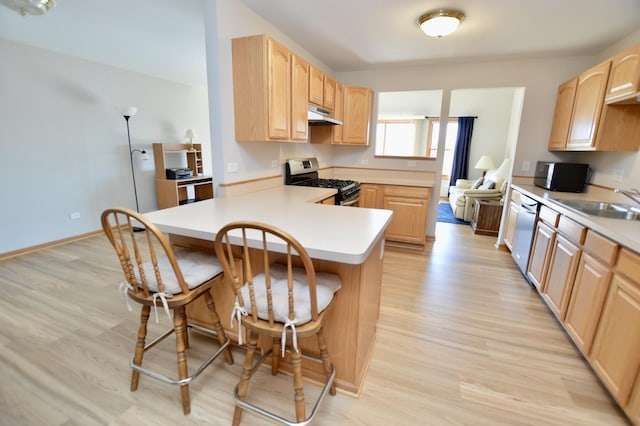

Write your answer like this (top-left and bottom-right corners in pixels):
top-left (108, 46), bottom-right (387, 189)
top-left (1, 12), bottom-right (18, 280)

top-left (152, 143), bottom-right (213, 209)
top-left (152, 143), bottom-right (205, 178)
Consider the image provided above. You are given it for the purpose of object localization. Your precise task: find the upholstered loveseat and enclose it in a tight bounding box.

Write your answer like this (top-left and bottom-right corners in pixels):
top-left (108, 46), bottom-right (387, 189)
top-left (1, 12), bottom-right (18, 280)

top-left (448, 159), bottom-right (509, 222)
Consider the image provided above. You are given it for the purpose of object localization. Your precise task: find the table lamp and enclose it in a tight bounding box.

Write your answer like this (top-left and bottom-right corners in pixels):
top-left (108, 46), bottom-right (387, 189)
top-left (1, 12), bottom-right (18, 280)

top-left (185, 129), bottom-right (198, 151)
top-left (474, 155), bottom-right (495, 179)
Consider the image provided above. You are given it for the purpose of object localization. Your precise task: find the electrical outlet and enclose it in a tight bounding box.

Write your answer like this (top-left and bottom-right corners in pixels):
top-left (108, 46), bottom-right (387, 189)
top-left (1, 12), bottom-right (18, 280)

top-left (408, 161), bottom-right (416, 167)
top-left (360, 159), bottom-right (369, 166)
top-left (69, 212), bottom-right (80, 220)
top-left (271, 159), bottom-right (279, 168)
top-left (522, 160), bottom-right (530, 172)
top-left (227, 162), bottom-right (238, 173)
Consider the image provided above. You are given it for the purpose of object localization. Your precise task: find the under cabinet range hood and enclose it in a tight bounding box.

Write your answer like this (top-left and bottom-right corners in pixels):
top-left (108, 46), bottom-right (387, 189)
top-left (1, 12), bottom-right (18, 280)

top-left (308, 105), bottom-right (342, 126)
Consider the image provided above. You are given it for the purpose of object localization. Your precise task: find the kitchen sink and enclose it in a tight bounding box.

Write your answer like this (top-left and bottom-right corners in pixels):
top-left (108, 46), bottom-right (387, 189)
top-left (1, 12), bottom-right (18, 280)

top-left (550, 198), bottom-right (640, 221)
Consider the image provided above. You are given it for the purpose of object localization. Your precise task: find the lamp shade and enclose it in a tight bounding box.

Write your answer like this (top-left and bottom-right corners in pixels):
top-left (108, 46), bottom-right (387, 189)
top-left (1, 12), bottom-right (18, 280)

top-left (121, 106), bottom-right (138, 117)
top-left (418, 10), bottom-right (465, 38)
top-left (185, 129), bottom-right (198, 141)
top-left (474, 155), bottom-right (495, 170)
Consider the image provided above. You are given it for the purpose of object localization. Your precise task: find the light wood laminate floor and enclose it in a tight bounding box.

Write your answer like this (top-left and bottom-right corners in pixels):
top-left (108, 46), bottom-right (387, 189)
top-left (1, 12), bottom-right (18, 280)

top-left (0, 223), bottom-right (629, 425)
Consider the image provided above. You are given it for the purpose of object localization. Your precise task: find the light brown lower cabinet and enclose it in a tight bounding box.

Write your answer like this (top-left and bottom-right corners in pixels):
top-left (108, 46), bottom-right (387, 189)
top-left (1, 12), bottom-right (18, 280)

top-left (527, 221), bottom-right (556, 290)
top-left (358, 183), bottom-right (382, 209)
top-left (320, 195), bottom-right (335, 205)
top-left (564, 252), bottom-right (612, 354)
top-left (541, 234), bottom-right (581, 319)
top-left (520, 202), bottom-right (640, 423)
top-left (503, 200), bottom-right (519, 251)
top-left (589, 248), bottom-right (640, 421)
top-left (590, 270), bottom-right (640, 407)
top-left (358, 183), bottom-right (430, 246)
top-left (627, 379), bottom-right (640, 425)
top-left (382, 185), bottom-right (430, 245)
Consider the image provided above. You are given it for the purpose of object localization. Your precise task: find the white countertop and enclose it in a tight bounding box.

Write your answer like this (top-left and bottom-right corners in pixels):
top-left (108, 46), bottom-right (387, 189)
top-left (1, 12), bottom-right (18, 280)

top-left (511, 183), bottom-right (640, 253)
top-left (144, 186), bottom-right (393, 264)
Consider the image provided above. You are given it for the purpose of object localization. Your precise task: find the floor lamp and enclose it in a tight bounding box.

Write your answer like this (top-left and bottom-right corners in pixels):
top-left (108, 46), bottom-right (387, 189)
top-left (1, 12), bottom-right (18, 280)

top-left (121, 106), bottom-right (147, 231)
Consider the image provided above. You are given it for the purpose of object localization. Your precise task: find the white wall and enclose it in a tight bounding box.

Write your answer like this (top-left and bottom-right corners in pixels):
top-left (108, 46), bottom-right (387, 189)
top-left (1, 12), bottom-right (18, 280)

top-left (0, 39), bottom-right (210, 253)
top-left (4, 3), bottom-right (639, 253)
top-left (435, 87), bottom-right (519, 198)
top-left (332, 56), bottom-right (594, 235)
top-left (330, 32), bottom-right (640, 193)
top-left (572, 29), bottom-right (640, 189)
top-left (450, 87), bottom-right (518, 180)
top-left (203, 4), bottom-right (640, 238)
top-left (204, 0), bottom-right (338, 188)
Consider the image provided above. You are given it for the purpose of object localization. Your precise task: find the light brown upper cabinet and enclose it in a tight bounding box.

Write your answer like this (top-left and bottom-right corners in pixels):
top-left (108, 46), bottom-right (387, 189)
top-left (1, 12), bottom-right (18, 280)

top-left (309, 66), bottom-right (336, 111)
top-left (323, 75), bottom-right (336, 111)
top-left (309, 66), bottom-right (324, 106)
top-left (565, 60), bottom-right (611, 150)
top-left (548, 77), bottom-right (578, 150)
top-left (232, 34), bottom-right (309, 142)
top-left (548, 43), bottom-right (640, 152)
top-left (342, 86), bottom-right (373, 145)
top-left (332, 83), bottom-right (344, 143)
top-left (291, 55), bottom-right (311, 141)
top-left (605, 44), bottom-right (640, 104)
top-left (310, 84), bottom-right (373, 145)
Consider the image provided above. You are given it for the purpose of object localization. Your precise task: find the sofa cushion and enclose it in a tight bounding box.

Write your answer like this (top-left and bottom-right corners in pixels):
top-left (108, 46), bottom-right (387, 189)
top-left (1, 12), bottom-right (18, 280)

top-left (484, 159), bottom-right (510, 193)
top-left (470, 177), bottom-right (483, 189)
top-left (479, 179), bottom-right (496, 190)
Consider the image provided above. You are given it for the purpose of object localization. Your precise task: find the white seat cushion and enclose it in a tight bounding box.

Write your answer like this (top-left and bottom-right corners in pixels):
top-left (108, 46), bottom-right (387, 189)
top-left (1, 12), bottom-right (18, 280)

top-left (133, 248), bottom-right (223, 295)
top-left (241, 263), bottom-right (341, 325)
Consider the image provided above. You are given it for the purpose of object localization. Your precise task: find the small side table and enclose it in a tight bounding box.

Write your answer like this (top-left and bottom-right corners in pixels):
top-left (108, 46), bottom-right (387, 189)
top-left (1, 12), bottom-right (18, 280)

top-left (471, 199), bottom-right (503, 236)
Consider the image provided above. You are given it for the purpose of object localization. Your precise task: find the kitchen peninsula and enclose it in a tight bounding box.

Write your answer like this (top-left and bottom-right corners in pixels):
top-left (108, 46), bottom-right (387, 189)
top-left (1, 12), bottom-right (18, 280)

top-left (144, 185), bottom-right (393, 395)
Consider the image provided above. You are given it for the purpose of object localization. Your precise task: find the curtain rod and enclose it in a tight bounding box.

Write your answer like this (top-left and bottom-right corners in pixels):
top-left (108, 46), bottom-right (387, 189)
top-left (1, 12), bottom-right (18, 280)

top-left (424, 115), bottom-right (478, 119)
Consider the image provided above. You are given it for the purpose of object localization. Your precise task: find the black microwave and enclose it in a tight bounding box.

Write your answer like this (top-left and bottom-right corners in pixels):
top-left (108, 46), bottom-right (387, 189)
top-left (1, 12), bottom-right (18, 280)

top-left (533, 161), bottom-right (589, 192)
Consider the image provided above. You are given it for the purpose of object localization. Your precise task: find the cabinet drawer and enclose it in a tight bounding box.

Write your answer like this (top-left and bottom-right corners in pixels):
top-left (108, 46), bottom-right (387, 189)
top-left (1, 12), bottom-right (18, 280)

top-left (539, 205), bottom-right (560, 227)
top-left (557, 215), bottom-right (586, 244)
top-left (617, 248), bottom-right (640, 283)
top-left (383, 185), bottom-right (429, 199)
top-left (584, 230), bottom-right (619, 265)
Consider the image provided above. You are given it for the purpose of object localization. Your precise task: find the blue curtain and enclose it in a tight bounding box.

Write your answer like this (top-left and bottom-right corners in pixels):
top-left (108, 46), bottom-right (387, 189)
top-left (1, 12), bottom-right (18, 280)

top-left (449, 116), bottom-right (476, 191)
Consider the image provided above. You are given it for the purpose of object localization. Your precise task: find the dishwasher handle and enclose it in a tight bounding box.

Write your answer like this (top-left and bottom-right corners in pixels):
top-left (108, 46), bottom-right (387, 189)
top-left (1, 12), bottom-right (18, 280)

top-left (521, 202), bottom-right (538, 215)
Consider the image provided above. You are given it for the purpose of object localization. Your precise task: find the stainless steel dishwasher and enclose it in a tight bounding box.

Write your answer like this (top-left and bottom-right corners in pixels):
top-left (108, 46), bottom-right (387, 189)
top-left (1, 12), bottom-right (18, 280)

top-left (511, 194), bottom-right (539, 279)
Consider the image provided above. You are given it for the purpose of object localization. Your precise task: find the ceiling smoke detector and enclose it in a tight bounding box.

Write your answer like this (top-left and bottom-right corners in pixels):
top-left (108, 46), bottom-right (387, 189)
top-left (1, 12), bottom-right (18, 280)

top-left (0, 0), bottom-right (55, 16)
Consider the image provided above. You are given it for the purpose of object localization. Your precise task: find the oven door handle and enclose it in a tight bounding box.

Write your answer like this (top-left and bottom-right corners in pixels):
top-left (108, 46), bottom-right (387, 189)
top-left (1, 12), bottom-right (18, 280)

top-left (341, 195), bottom-right (360, 206)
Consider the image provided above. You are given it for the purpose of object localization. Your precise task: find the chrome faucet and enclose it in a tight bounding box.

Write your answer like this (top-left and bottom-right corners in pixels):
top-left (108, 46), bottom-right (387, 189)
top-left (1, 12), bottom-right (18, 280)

top-left (615, 188), bottom-right (640, 205)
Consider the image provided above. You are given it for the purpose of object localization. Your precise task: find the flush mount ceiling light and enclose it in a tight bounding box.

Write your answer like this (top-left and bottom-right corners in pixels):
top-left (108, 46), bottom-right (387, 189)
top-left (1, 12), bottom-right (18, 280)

top-left (0, 0), bottom-right (55, 17)
top-left (417, 9), bottom-right (465, 38)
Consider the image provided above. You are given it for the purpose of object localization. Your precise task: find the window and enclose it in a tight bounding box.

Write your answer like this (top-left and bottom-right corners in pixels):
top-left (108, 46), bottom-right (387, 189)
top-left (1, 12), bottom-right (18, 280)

top-left (375, 119), bottom-right (425, 156)
top-left (427, 118), bottom-right (458, 177)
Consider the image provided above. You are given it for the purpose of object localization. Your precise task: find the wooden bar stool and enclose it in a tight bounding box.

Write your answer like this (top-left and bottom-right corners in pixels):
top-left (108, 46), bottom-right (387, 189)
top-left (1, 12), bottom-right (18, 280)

top-left (214, 221), bottom-right (340, 425)
top-left (101, 207), bottom-right (233, 415)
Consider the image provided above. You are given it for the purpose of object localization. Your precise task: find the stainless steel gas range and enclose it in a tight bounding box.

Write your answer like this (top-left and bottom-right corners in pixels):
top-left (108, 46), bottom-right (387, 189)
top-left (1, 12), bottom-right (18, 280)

top-left (284, 158), bottom-right (361, 206)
